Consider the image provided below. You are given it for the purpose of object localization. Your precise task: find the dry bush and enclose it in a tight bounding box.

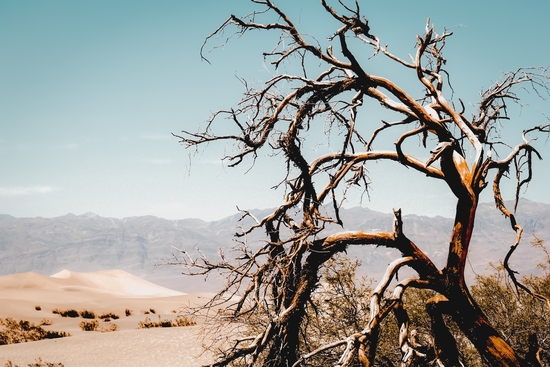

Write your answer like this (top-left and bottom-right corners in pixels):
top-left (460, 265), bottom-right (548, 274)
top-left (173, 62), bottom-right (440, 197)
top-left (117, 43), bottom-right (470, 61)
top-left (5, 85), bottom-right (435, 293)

top-left (34, 306), bottom-right (41, 311)
top-left (78, 310), bottom-right (96, 319)
top-left (5, 358), bottom-right (64, 367)
top-left (100, 323), bottom-right (119, 333)
top-left (125, 308), bottom-right (133, 317)
top-left (137, 316), bottom-right (196, 329)
top-left (79, 319), bottom-right (118, 332)
top-left (79, 320), bottom-right (99, 331)
top-left (39, 319), bottom-right (52, 326)
top-left (173, 316), bottom-right (195, 327)
top-left (51, 309), bottom-right (78, 318)
top-left (98, 312), bottom-right (119, 320)
top-left (0, 318), bottom-right (70, 345)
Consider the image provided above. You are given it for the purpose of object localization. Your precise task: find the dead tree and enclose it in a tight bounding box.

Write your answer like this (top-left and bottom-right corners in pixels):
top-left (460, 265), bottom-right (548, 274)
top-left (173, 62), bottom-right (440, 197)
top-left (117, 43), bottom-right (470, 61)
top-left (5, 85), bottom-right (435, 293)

top-left (174, 1), bottom-right (550, 366)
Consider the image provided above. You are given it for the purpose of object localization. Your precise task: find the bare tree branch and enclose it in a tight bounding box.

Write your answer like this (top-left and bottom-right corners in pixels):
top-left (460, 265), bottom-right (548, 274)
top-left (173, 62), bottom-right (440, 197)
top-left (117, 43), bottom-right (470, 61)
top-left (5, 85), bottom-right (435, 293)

top-left (174, 2), bottom-right (550, 366)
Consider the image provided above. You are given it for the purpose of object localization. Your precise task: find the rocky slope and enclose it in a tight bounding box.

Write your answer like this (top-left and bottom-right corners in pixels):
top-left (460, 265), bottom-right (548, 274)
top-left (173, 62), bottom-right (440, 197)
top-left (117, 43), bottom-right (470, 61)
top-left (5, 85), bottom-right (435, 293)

top-left (0, 199), bottom-right (548, 292)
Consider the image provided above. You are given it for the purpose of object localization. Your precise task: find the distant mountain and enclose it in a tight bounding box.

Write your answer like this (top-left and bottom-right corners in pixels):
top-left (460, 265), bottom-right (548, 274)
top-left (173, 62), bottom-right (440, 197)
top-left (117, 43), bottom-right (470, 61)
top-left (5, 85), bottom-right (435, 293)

top-left (0, 199), bottom-right (548, 292)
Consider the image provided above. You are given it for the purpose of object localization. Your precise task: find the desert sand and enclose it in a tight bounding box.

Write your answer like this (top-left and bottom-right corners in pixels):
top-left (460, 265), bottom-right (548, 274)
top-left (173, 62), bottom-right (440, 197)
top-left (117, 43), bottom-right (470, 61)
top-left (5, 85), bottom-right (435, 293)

top-left (0, 270), bottom-right (217, 366)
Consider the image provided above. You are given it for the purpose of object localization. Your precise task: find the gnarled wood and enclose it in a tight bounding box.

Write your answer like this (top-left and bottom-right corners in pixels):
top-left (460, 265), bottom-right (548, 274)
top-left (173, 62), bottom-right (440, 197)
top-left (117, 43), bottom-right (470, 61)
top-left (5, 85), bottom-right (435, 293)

top-left (173, 1), bottom-right (550, 366)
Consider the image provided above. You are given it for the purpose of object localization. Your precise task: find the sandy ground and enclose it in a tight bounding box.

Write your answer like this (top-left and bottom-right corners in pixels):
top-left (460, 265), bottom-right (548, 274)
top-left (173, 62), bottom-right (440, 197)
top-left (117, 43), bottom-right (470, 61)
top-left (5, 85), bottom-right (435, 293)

top-left (0, 270), bottom-right (219, 366)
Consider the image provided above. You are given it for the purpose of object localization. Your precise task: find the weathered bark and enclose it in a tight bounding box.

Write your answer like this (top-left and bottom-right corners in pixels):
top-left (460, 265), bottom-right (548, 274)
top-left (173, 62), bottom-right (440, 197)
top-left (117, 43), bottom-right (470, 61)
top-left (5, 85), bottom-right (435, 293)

top-left (448, 286), bottom-right (524, 367)
top-left (174, 2), bottom-right (550, 366)
top-left (443, 197), bottom-right (526, 366)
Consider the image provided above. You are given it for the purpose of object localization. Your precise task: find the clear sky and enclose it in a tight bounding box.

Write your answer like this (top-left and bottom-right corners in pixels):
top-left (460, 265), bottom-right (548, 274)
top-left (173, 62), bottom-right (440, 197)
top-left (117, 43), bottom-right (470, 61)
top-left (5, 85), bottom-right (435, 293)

top-left (1, 0), bottom-right (550, 221)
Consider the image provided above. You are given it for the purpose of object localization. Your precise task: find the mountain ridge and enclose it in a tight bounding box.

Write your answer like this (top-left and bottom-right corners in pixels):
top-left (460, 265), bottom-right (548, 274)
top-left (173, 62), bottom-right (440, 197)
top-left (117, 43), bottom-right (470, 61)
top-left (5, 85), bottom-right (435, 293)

top-left (0, 199), bottom-right (548, 292)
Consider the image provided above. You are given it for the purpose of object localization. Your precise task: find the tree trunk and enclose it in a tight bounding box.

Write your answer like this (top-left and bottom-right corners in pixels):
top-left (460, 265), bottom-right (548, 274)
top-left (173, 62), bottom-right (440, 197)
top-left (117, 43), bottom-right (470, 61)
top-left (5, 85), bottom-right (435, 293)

top-left (449, 285), bottom-right (525, 367)
top-left (443, 197), bottom-right (526, 366)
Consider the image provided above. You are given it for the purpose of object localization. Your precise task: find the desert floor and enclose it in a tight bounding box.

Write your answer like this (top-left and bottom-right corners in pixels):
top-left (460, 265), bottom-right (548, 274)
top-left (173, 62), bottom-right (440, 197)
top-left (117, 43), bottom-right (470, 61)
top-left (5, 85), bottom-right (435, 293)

top-left (0, 270), bottom-right (218, 366)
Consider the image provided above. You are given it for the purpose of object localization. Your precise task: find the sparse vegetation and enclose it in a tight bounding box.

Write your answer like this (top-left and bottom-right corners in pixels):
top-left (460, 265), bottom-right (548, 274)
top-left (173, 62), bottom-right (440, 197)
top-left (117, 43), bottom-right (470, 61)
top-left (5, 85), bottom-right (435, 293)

top-left (173, 316), bottom-right (195, 327)
top-left (4, 358), bottom-right (64, 367)
top-left (51, 308), bottom-right (78, 318)
top-left (39, 319), bottom-right (53, 326)
top-left (34, 305), bottom-right (41, 311)
top-left (98, 312), bottom-right (119, 320)
top-left (101, 323), bottom-right (119, 332)
top-left (78, 309), bottom-right (96, 319)
top-left (79, 319), bottom-right (118, 332)
top-left (0, 317), bottom-right (70, 345)
top-left (125, 308), bottom-right (133, 317)
top-left (79, 320), bottom-right (99, 331)
top-left (137, 315), bottom-right (195, 329)
top-left (149, 308), bottom-right (156, 314)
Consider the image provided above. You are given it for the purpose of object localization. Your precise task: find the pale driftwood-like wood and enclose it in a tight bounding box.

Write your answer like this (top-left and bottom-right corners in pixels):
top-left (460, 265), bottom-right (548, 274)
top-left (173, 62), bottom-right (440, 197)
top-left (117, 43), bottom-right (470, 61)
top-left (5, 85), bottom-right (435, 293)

top-left (172, 1), bottom-right (550, 366)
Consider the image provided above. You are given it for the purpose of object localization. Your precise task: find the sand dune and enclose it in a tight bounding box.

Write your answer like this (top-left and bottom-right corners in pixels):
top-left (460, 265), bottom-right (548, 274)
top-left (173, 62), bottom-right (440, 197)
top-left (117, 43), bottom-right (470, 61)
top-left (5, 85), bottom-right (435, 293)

top-left (50, 269), bottom-right (185, 297)
top-left (0, 270), bottom-right (217, 366)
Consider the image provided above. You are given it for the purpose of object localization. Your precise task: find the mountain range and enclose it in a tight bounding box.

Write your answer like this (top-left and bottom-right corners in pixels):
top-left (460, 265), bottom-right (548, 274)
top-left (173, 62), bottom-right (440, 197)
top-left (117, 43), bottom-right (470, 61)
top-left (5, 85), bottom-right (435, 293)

top-left (0, 199), bottom-right (548, 292)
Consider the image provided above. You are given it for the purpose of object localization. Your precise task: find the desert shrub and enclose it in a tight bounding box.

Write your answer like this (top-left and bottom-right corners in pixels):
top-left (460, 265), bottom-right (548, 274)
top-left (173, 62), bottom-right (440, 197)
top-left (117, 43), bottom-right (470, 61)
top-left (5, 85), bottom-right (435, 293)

top-left (43, 330), bottom-right (69, 339)
top-left (51, 309), bottom-right (78, 318)
top-left (5, 360), bottom-right (61, 367)
top-left (79, 320), bottom-right (99, 331)
top-left (39, 319), bottom-right (52, 326)
top-left (98, 312), bottom-right (119, 320)
top-left (0, 318), bottom-right (70, 345)
top-left (79, 320), bottom-right (118, 332)
top-left (4, 358), bottom-right (65, 367)
top-left (149, 308), bottom-right (156, 314)
top-left (27, 358), bottom-right (65, 367)
top-left (125, 308), bottom-right (133, 317)
top-left (173, 316), bottom-right (195, 327)
top-left (137, 316), bottom-right (196, 329)
top-left (78, 310), bottom-right (96, 319)
top-left (101, 323), bottom-right (119, 332)
top-left (34, 305), bottom-right (41, 311)
top-left (137, 317), bottom-right (155, 329)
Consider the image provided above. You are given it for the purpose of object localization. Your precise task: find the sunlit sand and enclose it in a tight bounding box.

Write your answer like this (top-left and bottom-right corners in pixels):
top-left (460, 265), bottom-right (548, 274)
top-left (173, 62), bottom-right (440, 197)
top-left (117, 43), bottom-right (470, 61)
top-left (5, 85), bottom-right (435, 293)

top-left (0, 270), bottom-right (215, 366)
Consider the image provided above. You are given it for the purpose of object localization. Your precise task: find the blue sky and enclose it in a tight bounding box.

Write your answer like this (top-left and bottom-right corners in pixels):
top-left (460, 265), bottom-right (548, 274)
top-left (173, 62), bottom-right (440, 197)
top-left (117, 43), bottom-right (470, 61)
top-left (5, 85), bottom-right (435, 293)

top-left (1, 0), bottom-right (550, 221)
